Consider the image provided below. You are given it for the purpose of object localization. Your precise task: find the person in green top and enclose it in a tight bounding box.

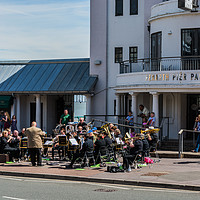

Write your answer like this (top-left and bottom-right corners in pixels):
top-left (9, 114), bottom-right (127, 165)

top-left (59, 109), bottom-right (71, 125)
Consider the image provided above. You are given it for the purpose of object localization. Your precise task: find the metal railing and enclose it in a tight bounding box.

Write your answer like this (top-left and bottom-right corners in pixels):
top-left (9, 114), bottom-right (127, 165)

top-left (120, 56), bottom-right (200, 74)
top-left (178, 129), bottom-right (199, 158)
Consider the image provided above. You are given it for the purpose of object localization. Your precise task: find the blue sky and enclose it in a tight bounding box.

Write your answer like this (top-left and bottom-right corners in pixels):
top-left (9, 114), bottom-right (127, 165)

top-left (0, 0), bottom-right (90, 60)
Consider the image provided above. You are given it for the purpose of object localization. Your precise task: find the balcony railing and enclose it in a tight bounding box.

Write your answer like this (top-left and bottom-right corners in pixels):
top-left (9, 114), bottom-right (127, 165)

top-left (119, 56), bottom-right (200, 74)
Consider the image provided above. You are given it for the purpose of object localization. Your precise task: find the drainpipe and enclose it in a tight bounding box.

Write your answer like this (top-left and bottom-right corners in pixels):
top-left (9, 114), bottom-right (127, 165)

top-left (105, 0), bottom-right (109, 121)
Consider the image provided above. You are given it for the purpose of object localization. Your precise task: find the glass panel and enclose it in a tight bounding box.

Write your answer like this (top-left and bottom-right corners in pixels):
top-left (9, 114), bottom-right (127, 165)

top-left (116, 0), bottom-right (123, 16)
top-left (115, 47), bottom-right (123, 63)
top-left (130, 0), bottom-right (138, 15)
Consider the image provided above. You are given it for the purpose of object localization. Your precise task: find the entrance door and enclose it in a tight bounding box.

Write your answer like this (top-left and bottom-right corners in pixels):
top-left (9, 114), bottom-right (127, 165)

top-left (30, 103), bottom-right (43, 128)
top-left (187, 95), bottom-right (200, 135)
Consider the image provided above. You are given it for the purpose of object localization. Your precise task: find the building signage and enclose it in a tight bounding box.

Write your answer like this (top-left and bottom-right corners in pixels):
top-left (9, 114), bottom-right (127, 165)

top-left (146, 72), bottom-right (200, 81)
top-left (178, 0), bottom-right (193, 10)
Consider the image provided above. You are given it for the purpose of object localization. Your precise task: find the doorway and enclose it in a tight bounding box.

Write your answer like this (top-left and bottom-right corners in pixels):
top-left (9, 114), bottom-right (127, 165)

top-left (30, 103), bottom-right (43, 128)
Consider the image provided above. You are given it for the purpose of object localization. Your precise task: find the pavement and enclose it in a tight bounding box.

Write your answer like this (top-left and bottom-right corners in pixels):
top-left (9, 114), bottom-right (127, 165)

top-left (0, 156), bottom-right (200, 191)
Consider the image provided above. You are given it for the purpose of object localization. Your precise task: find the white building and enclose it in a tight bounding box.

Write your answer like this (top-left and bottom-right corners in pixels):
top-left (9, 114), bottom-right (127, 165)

top-left (90, 0), bottom-right (200, 140)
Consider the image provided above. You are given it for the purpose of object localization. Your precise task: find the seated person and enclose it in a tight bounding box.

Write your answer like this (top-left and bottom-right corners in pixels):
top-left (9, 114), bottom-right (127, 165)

top-left (94, 134), bottom-right (108, 161)
top-left (114, 129), bottom-right (123, 139)
top-left (69, 134), bottom-right (94, 168)
top-left (19, 128), bottom-right (26, 138)
top-left (77, 118), bottom-right (87, 131)
top-left (1, 130), bottom-right (20, 161)
top-left (146, 130), bottom-right (158, 152)
top-left (103, 132), bottom-right (113, 151)
top-left (77, 126), bottom-right (84, 135)
top-left (52, 130), bottom-right (66, 160)
top-left (123, 138), bottom-right (143, 172)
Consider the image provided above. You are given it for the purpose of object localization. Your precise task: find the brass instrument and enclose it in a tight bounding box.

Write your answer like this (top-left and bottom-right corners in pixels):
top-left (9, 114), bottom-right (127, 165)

top-left (101, 123), bottom-right (112, 139)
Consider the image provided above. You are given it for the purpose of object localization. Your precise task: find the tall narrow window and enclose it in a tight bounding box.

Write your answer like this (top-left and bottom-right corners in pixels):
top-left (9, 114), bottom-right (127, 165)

top-left (151, 32), bottom-right (162, 59)
top-left (115, 47), bottom-right (123, 63)
top-left (129, 47), bottom-right (138, 63)
top-left (115, 0), bottom-right (123, 16)
top-left (130, 0), bottom-right (138, 15)
top-left (151, 32), bottom-right (162, 71)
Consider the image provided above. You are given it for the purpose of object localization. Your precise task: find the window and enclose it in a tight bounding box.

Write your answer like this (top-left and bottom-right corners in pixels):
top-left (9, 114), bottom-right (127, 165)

top-left (130, 0), bottom-right (138, 15)
top-left (115, 47), bottom-right (123, 63)
top-left (151, 32), bottom-right (162, 59)
top-left (129, 47), bottom-right (138, 63)
top-left (115, 0), bottom-right (123, 16)
top-left (182, 29), bottom-right (200, 56)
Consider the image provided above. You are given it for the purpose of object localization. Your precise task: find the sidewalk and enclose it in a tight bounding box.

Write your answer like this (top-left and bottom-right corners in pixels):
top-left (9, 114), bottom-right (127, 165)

top-left (0, 158), bottom-right (200, 191)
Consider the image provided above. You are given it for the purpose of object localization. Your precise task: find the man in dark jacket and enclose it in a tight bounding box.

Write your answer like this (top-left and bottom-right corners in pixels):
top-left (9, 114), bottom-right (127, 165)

top-left (70, 134), bottom-right (93, 167)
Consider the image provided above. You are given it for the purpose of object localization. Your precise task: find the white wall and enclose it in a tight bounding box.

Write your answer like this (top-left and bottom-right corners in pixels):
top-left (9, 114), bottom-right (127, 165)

top-left (150, 0), bottom-right (200, 57)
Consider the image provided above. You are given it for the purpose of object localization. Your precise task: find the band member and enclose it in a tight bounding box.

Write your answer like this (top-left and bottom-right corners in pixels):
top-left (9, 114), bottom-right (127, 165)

top-left (123, 137), bottom-right (143, 172)
top-left (25, 121), bottom-right (45, 166)
top-left (59, 109), bottom-right (71, 125)
top-left (69, 134), bottom-right (93, 168)
top-left (1, 130), bottom-right (20, 161)
top-left (146, 129), bottom-right (158, 152)
top-left (77, 118), bottom-right (87, 130)
top-left (104, 132), bottom-right (113, 151)
top-left (94, 133), bottom-right (107, 163)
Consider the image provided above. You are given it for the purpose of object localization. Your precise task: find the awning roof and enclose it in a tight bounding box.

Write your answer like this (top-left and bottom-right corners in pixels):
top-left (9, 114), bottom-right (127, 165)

top-left (0, 58), bottom-right (98, 94)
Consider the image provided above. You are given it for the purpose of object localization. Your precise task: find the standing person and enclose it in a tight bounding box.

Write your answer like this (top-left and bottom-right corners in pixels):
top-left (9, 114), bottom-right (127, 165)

top-left (11, 115), bottom-right (17, 133)
top-left (126, 111), bottom-right (134, 126)
top-left (25, 121), bottom-right (45, 166)
top-left (59, 109), bottom-right (71, 125)
top-left (147, 112), bottom-right (156, 127)
top-left (138, 105), bottom-right (149, 119)
top-left (2, 112), bottom-right (10, 130)
top-left (0, 111), bottom-right (4, 132)
top-left (192, 115), bottom-right (200, 153)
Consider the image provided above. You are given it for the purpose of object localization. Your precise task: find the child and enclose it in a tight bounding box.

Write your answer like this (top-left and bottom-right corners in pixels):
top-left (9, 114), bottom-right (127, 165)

top-left (147, 112), bottom-right (156, 127)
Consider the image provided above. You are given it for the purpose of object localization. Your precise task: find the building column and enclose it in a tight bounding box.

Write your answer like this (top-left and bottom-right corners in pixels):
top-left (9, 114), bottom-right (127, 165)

top-left (85, 94), bottom-right (92, 123)
top-left (11, 96), bottom-right (16, 118)
top-left (43, 95), bottom-right (47, 131)
top-left (129, 92), bottom-right (138, 123)
top-left (16, 95), bottom-right (21, 131)
top-left (115, 93), bottom-right (120, 116)
top-left (35, 94), bottom-right (41, 128)
top-left (150, 92), bottom-right (159, 127)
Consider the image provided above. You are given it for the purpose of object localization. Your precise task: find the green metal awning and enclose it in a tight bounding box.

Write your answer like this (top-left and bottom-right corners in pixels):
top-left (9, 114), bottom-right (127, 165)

top-left (0, 96), bottom-right (12, 108)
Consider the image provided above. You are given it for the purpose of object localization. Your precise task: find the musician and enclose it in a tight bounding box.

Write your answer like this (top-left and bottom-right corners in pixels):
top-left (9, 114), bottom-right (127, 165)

top-left (77, 126), bottom-right (84, 135)
top-left (59, 109), bottom-right (71, 126)
top-left (104, 132), bottom-right (112, 151)
top-left (146, 129), bottom-right (158, 152)
top-left (123, 137), bottom-right (143, 172)
top-left (25, 121), bottom-right (45, 166)
top-left (69, 134), bottom-right (93, 168)
top-left (94, 133), bottom-right (107, 163)
top-left (77, 118), bottom-right (87, 130)
top-left (19, 128), bottom-right (26, 137)
top-left (1, 130), bottom-right (20, 161)
top-left (114, 129), bottom-right (123, 139)
top-left (52, 130), bottom-right (66, 160)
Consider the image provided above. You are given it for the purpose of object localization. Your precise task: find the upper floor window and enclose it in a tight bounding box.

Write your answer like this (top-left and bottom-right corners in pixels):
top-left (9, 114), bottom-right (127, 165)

top-left (151, 32), bottom-right (162, 59)
top-left (130, 0), bottom-right (138, 15)
top-left (182, 28), bottom-right (200, 56)
top-left (115, 47), bottom-right (123, 63)
top-left (115, 0), bottom-right (123, 16)
top-left (129, 47), bottom-right (138, 63)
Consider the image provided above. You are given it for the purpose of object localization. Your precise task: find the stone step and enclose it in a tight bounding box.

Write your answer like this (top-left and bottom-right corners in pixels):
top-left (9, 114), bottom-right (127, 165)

top-left (150, 151), bottom-right (200, 159)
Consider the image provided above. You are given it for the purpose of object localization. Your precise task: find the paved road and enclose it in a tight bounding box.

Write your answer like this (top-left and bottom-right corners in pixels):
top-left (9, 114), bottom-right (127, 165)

top-left (0, 176), bottom-right (199, 200)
